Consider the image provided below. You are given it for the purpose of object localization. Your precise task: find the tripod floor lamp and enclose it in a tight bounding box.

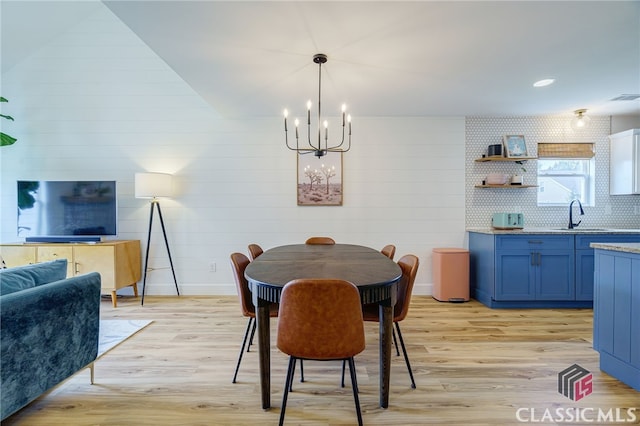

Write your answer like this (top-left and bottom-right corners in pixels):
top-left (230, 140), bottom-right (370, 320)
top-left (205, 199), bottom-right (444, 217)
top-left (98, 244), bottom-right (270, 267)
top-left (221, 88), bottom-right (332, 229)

top-left (135, 172), bottom-right (179, 305)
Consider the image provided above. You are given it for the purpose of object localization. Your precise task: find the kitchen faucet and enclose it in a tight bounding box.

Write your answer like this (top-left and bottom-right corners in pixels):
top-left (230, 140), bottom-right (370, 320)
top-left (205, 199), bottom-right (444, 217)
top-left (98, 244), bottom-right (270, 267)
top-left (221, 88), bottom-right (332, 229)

top-left (568, 199), bottom-right (584, 229)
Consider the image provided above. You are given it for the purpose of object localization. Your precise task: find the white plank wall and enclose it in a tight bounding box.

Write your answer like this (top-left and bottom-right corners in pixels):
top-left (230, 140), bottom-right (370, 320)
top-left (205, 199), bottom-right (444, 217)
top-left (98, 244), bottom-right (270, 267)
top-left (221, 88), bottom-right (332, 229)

top-left (0, 3), bottom-right (466, 296)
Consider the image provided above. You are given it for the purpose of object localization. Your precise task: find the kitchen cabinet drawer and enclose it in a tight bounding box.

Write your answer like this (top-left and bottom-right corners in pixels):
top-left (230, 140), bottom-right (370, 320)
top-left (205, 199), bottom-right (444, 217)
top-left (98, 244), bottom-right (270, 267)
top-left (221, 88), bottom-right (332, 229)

top-left (496, 235), bottom-right (573, 251)
top-left (575, 234), bottom-right (640, 249)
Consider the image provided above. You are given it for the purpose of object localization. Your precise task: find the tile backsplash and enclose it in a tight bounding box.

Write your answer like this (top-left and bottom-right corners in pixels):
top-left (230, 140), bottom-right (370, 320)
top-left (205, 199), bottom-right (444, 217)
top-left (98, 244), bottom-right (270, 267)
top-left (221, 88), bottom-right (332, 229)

top-left (465, 116), bottom-right (640, 229)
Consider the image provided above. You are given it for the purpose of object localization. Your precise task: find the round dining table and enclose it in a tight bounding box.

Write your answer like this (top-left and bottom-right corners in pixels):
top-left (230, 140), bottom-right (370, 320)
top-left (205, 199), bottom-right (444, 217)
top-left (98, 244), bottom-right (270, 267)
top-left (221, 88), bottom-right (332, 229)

top-left (245, 243), bottom-right (402, 409)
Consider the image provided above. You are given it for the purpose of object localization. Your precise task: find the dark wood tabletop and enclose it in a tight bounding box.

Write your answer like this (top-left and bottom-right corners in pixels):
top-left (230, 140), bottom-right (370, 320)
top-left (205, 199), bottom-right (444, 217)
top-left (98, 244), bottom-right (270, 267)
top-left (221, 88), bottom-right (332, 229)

top-left (245, 243), bottom-right (402, 303)
top-left (245, 243), bottom-right (402, 409)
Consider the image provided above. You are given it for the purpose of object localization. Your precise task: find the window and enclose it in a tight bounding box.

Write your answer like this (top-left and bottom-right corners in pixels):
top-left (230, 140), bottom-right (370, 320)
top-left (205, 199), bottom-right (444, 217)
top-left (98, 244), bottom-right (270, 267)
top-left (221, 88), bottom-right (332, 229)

top-left (537, 143), bottom-right (595, 207)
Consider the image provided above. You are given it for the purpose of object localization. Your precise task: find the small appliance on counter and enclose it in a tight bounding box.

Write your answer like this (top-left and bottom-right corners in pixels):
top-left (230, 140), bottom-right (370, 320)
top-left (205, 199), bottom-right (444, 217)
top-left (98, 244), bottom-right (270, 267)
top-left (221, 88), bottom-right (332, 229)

top-left (492, 213), bottom-right (524, 229)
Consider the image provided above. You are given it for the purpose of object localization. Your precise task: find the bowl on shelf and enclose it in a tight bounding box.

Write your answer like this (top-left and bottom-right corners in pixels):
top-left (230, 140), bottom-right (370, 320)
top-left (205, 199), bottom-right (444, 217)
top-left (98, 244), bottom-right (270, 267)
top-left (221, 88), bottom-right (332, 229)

top-left (486, 173), bottom-right (510, 185)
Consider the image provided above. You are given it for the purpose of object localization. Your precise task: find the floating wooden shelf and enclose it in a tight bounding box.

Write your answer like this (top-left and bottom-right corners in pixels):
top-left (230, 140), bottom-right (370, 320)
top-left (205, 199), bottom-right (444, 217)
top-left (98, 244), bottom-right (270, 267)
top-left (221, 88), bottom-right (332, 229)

top-left (475, 156), bottom-right (537, 162)
top-left (475, 184), bottom-right (538, 188)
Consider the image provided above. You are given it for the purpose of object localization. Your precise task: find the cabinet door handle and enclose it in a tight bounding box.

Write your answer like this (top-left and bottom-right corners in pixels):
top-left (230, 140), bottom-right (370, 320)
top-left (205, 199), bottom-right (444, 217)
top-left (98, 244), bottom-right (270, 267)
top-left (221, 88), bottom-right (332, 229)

top-left (530, 252), bottom-right (542, 266)
top-left (74, 262), bottom-right (80, 275)
top-left (528, 240), bottom-right (543, 244)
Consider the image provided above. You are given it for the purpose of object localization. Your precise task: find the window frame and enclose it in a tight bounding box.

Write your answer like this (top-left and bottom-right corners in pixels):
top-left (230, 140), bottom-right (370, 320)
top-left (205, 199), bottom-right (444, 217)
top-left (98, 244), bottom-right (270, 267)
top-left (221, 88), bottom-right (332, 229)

top-left (536, 147), bottom-right (595, 207)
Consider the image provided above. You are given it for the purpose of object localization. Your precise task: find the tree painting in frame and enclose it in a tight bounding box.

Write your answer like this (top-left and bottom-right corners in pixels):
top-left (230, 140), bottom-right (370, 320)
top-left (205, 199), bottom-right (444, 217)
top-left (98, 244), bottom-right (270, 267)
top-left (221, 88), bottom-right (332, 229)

top-left (297, 152), bottom-right (343, 206)
top-left (503, 135), bottom-right (529, 158)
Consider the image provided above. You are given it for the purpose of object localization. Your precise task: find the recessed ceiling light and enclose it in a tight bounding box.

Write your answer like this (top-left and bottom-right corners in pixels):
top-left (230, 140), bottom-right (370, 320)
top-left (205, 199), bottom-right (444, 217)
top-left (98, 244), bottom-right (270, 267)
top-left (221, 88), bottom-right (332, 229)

top-left (533, 78), bottom-right (555, 87)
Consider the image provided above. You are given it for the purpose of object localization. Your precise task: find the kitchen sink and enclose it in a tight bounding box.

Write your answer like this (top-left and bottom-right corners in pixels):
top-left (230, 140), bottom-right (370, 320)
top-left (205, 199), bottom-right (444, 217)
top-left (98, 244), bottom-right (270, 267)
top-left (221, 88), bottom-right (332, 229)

top-left (552, 228), bottom-right (610, 232)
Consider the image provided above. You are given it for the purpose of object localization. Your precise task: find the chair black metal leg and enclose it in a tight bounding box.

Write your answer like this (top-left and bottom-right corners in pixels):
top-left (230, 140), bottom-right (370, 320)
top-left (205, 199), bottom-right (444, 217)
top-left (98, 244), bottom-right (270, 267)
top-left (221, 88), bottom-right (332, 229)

top-left (392, 327), bottom-right (400, 356)
top-left (279, 356), bottom-right (297, 426)
top-left (247, 318), bottom-right (257, 351)
top-left (340, 359), bottom-right (358, 393)
top-left (348, 357), bottom-right (363, 426)
top-left (395, 322), bottom-right (416, 389)
top-left (232, 317), bottom-right (253, 383)
top-left (288, 358), bottom-right (305, 392)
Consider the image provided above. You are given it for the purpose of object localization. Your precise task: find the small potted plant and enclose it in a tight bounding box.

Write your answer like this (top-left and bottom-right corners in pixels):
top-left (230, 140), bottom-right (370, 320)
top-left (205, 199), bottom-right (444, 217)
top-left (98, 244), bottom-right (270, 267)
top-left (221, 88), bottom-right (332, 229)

top-left (1, 97), bottom-right (17, 147)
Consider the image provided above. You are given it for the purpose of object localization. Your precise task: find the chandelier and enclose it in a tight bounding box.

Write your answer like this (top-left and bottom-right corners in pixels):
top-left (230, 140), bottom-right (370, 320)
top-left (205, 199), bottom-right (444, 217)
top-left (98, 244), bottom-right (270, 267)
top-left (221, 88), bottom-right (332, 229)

top-left (283, 53), bottom-right (352, 158)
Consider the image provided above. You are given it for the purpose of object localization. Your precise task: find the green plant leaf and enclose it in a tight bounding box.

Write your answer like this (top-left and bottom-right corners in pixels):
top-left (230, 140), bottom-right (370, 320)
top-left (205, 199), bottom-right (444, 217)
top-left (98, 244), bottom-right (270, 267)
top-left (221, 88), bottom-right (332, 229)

top-left (0, 114), bottom-right (14, 121)
top-left (0, 97), bottom-right (7, 103)
top-left (1, 132), bottom-right (17, 146)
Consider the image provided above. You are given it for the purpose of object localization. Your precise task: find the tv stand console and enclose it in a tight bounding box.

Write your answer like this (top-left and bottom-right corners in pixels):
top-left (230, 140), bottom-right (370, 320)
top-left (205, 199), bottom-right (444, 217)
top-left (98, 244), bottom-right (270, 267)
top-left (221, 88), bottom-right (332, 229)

top-left (0, 240), bottom-right (141, 308)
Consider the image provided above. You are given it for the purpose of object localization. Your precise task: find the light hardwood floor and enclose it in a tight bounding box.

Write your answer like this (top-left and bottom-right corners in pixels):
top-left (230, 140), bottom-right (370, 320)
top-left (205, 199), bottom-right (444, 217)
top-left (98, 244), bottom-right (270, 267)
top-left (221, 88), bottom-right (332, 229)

top-left (3, 296), bottom-right (638, 425)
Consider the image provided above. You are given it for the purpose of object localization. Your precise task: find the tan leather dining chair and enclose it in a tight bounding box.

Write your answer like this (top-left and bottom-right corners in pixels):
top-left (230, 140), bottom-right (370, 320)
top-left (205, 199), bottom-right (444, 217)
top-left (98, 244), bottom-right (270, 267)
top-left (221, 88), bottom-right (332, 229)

top-left (343, 254), bottom-right (419, 389)
top-left (277, 278), bottom-right (365, 426)
top-left (305, 236), bottom-right (336, 245)
top-left (247, 243), bottom-right (263, 261)
top-left (229, 252), bottom-right (278, 383)
top-left (381, 244), bottom-right (396, 260)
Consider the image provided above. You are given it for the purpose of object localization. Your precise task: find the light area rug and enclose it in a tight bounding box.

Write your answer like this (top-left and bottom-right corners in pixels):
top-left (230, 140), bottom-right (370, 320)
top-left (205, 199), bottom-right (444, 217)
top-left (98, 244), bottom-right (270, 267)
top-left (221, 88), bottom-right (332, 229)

top-left (98, 319), bottom-right (153, 358)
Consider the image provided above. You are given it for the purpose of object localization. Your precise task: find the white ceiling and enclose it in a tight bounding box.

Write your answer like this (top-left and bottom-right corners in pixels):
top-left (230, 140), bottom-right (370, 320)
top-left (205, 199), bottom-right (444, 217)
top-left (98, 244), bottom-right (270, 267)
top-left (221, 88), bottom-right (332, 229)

top-left (2, 1), bottom-right (640, 119)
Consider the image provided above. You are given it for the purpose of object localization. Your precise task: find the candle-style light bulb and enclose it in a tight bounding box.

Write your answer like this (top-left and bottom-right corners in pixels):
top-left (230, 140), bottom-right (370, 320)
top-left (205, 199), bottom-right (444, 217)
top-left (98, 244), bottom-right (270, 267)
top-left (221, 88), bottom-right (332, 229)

top-left (324, 120), bottom-right (328, 141)
top-left (347, 114), bottom-right (352, 135)
top-left (342, 104), bottom-right (346, 125)
top-left (283, 109), bottom-right (288, 131)
top-left (307, 100), bottom-right (312, 124)
top-left (294, 118), bottom-right (299, 138)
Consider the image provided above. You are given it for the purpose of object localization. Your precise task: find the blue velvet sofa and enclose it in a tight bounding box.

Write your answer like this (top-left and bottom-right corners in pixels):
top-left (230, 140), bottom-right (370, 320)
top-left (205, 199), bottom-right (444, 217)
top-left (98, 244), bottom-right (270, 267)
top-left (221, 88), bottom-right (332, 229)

top-left (0, 259), bottom-right (101, 421)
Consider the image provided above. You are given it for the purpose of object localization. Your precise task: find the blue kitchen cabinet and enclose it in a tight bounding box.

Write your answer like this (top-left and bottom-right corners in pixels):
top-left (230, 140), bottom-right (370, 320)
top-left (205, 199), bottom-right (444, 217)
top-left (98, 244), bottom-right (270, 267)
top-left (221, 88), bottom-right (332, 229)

top-left (575, 234), bottom-right (640, 301)
top-left (593, 245), bottom-right (640, 391)
top-left (495, 249), bottom-right (534, 300)
top-left (469, 232), bottom-right (588, 308)
top-left (495, 235), bottom-right (574, 301)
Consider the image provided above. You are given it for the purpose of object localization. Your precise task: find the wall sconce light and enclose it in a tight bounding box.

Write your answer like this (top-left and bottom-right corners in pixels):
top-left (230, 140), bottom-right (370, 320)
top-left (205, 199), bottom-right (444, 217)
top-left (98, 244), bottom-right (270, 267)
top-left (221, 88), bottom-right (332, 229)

top-left (570, 109), bottom-right (591, 130)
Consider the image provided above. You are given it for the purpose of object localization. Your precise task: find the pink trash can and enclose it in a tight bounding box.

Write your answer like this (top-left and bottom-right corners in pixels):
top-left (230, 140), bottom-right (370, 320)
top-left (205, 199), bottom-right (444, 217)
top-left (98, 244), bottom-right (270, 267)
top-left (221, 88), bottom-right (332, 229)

top-left (432, 248), bottom-right (469, 302)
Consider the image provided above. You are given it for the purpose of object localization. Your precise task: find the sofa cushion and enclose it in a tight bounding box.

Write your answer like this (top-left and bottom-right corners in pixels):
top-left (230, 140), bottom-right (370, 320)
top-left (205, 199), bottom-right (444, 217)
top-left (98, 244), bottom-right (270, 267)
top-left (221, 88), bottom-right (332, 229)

top-left (0, 259), bottom-right (68, 296)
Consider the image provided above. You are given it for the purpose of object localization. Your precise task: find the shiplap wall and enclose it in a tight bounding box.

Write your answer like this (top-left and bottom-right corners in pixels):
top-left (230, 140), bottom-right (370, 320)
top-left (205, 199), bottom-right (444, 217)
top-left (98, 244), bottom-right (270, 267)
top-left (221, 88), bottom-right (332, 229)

top-left (0, 4), bottom-right (466, 295)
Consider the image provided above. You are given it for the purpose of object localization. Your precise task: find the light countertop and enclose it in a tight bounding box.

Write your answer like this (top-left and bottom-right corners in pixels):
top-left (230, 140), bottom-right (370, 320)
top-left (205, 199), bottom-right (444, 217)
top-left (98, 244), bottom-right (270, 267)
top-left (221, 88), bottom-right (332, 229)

top-left (467, 227), bottom-right (640, 235)
top-left (590, 242), bottom-right (640, 254)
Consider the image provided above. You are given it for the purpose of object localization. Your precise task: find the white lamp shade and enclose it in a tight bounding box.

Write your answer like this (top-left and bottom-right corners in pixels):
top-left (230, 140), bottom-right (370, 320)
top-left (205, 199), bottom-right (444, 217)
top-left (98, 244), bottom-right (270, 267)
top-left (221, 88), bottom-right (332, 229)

top-left (135, 172), bottom-right (173, 199)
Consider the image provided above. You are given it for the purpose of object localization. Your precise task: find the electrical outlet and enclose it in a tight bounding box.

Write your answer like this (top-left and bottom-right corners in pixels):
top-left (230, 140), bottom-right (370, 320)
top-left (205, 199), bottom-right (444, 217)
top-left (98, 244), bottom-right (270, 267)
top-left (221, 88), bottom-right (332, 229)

top-left (209, 262), bottom-right (216, 272)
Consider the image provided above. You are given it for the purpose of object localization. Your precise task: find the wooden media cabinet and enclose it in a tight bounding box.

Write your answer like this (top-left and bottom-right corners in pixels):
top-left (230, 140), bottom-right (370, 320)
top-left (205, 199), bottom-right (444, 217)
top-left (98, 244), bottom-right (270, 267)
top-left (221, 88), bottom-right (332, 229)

top-left (0, 240), bottom-right (141, 307)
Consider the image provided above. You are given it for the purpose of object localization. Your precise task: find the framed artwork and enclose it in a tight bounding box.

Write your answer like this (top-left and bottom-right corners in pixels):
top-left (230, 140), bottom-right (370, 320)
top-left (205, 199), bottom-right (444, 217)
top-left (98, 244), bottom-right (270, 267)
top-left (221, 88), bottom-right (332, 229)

top-left (503, 135), bottom-right (529, 158)
top-left (297, 151), bottom-right (343, 206)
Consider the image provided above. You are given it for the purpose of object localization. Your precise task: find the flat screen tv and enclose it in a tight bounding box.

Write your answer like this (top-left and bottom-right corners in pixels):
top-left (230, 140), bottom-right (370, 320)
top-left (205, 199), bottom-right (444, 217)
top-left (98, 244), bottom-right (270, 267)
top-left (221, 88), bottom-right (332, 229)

top-left (17, 180), bottom-right (117, 243)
